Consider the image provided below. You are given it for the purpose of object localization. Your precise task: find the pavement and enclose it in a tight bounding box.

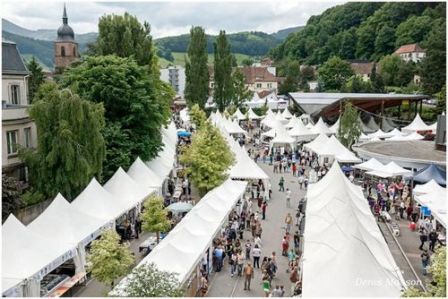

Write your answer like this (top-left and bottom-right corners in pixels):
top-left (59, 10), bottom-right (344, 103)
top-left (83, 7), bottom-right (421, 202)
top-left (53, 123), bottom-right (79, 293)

top-left (207, 157), bottom-right (306, 297)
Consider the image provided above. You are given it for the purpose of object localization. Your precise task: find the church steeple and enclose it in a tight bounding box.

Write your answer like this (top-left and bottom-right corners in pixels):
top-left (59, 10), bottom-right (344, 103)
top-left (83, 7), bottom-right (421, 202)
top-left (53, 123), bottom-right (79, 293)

top-left (62, 3), bottom-right (68, 25)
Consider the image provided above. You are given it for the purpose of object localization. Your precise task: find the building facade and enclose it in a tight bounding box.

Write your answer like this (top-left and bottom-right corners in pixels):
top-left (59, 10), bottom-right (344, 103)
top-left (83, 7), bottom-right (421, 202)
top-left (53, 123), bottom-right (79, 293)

top-left (54, 4), bottom-right (79, 73)
top-left (2, 41), bottom-right (37, 182)
top-left (394, 43), bottom-right (426, 63)
top-left (160, 65), bottom-right (186, 96)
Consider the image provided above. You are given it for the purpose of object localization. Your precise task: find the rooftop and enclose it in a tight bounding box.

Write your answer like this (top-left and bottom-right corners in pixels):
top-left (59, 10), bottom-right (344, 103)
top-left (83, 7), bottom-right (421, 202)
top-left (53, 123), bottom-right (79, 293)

top-left (2, 41), bottom-right (29, 75)
top-left (394, 43), bottom-right (425, 54)
top-left (239, 66), bottom-right (277, 84)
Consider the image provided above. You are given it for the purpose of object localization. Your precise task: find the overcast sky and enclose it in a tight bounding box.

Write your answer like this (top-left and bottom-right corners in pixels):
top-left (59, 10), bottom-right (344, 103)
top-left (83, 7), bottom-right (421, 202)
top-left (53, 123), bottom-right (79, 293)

top-left (2, 0), bottom-right (346, 38)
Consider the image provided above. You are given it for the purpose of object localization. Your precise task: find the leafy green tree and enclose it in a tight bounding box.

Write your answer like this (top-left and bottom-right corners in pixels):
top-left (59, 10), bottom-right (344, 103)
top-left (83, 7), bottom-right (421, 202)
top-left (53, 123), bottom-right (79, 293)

top-left (241, 58), bottom-right (254, 66)
top-left (436, 85), bottom-right (446, 115)
top-left (189, 104), bottom-right (208, 129)
top-left (379, 55), bottom-right (414, 87)
top-left (395, 15), bottom-right (433, 47)
top-left (402, 246), bottom-right (446, 297)
top-left (342, 76), bottom-right (373, 93)
top-left (278, 60), bottom-right (300, 94)
top-left (88, 229), bottom-right (135, 289)
top-left (370, 63), bottom-right (385, 92)
top-left (61, 55), bottom-right (170, 180)
top-left (20, 82), bottom-right (105, 200)
top-left (214, 30), bottom-right (234, 112)
top-left (26, 57), bottom-right (45, 104)
top-left (123, 263), bottom-right (183, 297)
top-left (339, 29), bottom-right (357, 59)
top-left (141, 195), bottom-right (171, 243)
top-left (299, 65), bottom-right (316, 89)
top-left (185, 27), bottom-right (209, 108)
top-left (374, 25), bottom-right (396, 58)
top-left (232, 69), bottom-right (252, 108)
top-left (420, 19), bottom-right (446, 95)
top-left (318, 56), bottom-right (354, 91)
top-left (180, 120), bottom-right (235, 196)
top-left (94, 13), bottom-right (156, 72)
top-left (339, 102), bottom-right (361, 148)
top-left (2, 174), bottom-right (23, 222)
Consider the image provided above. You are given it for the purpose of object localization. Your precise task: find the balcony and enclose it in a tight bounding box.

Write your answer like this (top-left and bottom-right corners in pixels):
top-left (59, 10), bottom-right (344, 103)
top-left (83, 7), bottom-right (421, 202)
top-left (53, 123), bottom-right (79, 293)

top-left (2, 103), bottom-right (30, 121)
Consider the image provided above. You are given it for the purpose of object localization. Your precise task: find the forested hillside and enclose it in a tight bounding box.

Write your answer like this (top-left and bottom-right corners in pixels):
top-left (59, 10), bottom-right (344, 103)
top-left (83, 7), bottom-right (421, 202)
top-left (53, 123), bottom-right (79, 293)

top-left (270, 2), bottom-right (445, 64)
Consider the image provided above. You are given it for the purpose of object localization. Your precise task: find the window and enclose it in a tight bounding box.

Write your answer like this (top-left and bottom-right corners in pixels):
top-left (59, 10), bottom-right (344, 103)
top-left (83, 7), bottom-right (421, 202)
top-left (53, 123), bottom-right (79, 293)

top-left (73, 47), bottom-right (76, 57)
top-left (24, 127), bottom-right (32, 148)
top-left (10, 85), bottom-right (20, 105)
top-left (256, 83), bottom-right (262, 88)
top-left (267, 83), bottom-right (273, 89)
top-left (6, 130), bottom-right (18, 155)
top-left (61, 46), bottom-right (66, 57)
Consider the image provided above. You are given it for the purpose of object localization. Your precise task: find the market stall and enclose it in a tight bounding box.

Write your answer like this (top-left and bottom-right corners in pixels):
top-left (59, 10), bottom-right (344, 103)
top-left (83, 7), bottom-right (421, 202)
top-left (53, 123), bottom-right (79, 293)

top-left (127, 157), bottom-right (164, 195)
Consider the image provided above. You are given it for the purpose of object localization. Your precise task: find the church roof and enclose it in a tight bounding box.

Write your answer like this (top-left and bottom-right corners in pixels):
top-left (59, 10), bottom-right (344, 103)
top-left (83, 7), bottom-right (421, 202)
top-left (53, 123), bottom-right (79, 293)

top-left (2, 41), bottom-right (29, 75)
top-left (57, 4), bottom-right (75, 41)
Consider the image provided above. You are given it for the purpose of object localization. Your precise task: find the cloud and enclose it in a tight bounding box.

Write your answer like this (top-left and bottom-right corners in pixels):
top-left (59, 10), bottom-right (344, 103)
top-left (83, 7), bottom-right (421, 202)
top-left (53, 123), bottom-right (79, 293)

top-left (2, 0), bottom-right (346, 38)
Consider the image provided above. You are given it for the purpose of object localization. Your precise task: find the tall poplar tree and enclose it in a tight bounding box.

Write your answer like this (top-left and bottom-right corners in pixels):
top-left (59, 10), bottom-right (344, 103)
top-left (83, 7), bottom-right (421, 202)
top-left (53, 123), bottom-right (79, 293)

top-left (27, 57), bottom-right (45, 104)
top-left (185, 27), bottom-right (209, 109)
top-left (21, 82), bottom-right (105, 200)
top-left (213, 30), bottom-right (234, 112)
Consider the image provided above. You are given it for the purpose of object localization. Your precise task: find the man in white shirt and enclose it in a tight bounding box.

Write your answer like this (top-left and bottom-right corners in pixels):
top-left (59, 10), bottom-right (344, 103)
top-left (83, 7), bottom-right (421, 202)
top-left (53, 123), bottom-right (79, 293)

top-left (286, 189), bottom-right (292, 208)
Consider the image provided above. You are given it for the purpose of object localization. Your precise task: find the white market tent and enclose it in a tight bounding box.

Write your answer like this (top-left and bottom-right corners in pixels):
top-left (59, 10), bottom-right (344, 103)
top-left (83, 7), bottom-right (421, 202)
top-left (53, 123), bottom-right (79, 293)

top-left (229, 119), bottom-right (247, 135)
top-left (358, 132), bottom-right (370, 142)
top-left (284, 115), bottom-right (299, 129)
top-left (127, 157), bottom-right (164, 195)
top-left (71, 178), bottom-right (129, 221)
top-left (414, 187), bottom-right (447, 228)
top-left (145, 153), bottom-right (174, 180)
top-left (368, 129), bottom-right (387, 139)
top-left (366, 161), bottom-right (412, 178)
top-left (387, 132), bottom-right (424, 141)
top-left (288, 118), bottom-right (317, 142)
top-left (233, 108), bottom-right (247, 121)
top-left (111, 180), bottom-right (248, 296)
top-left (179, 108), bottom-right (190, 125)
top-left (302, 162), bottom-right (406, 297)
top-left (270, 125), bottom-right (296, 150)
top-left (314, 135), bottom-right (361, 164)
top-left (382, 128), bottom-right (403, 139)
top-left (247, 107), bottom-right (262, 120)
top-left (275, 111), bottom-right (288, 124)
top-left (413, 179), bottom-right (445, 195)
top-left (305, 122), bottom-right (313, 129)
top-left (2, 215), bottom-right (76, 297)
top-left (303, 133), bottom-right (330, 153)
top-left (282, 108), bottom-right (293, 119)
top-left (401, 113), bottom-right (432, 134)
top-left (308, 117), bottom-right (333, 136)
top-left (261, 112), bottom-right (277, 128)
top-left (353, 158), bottom-right (385, 172)
top-left (329, 117), bottom-right (340, 134)
top-left (104, 167), bottom-right (152, 211)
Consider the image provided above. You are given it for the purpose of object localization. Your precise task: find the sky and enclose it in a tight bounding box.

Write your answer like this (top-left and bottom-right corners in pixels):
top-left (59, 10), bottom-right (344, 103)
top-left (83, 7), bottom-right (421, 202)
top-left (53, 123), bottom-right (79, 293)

top-left (2, 0), bottom-right (346, 38)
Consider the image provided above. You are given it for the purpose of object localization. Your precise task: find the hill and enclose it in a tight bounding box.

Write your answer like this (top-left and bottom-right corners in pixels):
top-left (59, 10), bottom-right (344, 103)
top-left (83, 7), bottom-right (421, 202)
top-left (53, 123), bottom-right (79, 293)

top-left (158, 52), bottom-right (253, 68)
top-left (270, 2), bottom-right (446, 65)
top-left (271, 26), bottom-right (304, 40)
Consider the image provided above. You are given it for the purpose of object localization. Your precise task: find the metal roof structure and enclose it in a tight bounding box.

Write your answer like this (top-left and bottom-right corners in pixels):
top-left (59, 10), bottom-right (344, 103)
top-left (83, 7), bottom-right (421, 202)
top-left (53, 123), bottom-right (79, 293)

top-left (287, 92), bottom-right (429, 118)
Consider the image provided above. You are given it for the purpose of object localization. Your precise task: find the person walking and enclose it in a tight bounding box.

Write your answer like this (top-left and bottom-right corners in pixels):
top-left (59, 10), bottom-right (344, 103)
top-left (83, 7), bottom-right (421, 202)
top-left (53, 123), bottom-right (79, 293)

top-left (243, 262), bottom-right (254, 291)
top-left (252, 244), bottom-right (262, 268)
top-left (237, 251), bottom-right (245, 276)
top-left (261, 201), bottom-right (268, 220)
top-left (279, 177), bottom-right (285, 192)
top-left (285, 188), bottom-right (291, 208)
top-left (262, 271), bottom-right (271, 297)
top-left (419, 227), bottom-right (428, 250)
top-left (421, 249), bottom-right (430, 276)
top-left (285, 213), bottom-right (293, 233)
top-left (255, 235), bottom-right (262, 249)
top-left (214, 246), bottom-right (224, 272)
top-left (230, 252), bottom-right (238, 277)
top-left (429, 230), bottom-right (439, 252)
top-left (271, 285), bottom-right (282, 297)
top-left (282, 236), bottom-right (289, 256)
top-left (298, 175), bottom-right (304, 190)
top-left (293, 231), bottom-right (300, 250)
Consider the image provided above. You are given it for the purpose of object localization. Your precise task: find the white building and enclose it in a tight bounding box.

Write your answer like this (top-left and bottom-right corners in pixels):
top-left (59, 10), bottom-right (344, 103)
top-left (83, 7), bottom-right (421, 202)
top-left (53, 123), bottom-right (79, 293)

top-left (394, 43), bottom-right (426, 63)
top-left (160, 65), bottom-right (186, 97)
top-left (2, 40), bottom-right (37, 182)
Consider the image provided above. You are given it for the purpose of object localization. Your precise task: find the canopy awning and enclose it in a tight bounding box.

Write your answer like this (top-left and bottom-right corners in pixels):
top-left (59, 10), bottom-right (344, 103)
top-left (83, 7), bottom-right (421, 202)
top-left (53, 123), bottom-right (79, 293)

top-left (412, 164), bottom-right (446, 186)
top-left (353, 158), bottom-right (385, 172)
top-left (401, 113), bottom-right (432, 134)
top-left (366, 162), bottom-right (412, 178)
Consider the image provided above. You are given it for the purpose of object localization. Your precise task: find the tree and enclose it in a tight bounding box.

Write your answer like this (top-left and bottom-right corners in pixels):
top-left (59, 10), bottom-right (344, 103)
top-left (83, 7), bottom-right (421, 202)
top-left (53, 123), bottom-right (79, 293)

top-left (88, 229), bottom-right (135, 289)
top-left (185, 27), bottom-right (209, 109)
top-left (214, 30), bottom-right (234, 112)
top-left (123, 263), bottom-right (183, 297)
top-left (402, 246), bottom-right (446, 297)
top-left (180, 120), bottom-right (235, 196)
top-left (420, 19), bottom-right (446, 95)
top-left (94, 13), bottom-right (156, 73)
top-left (299, 65), bottom-right (316, 89)
top-left (395, 15), bottom-right (433, 47)
top-left (241, 58), bottom-right (254, 66)
top-left (374, 25), bottom-right (396, 58)
top-left (141, 195), bottom-right (171, 243)
top-left (189, 104), bottom-right (208, 129)
top-left (2, 174), bottom-right (23, 222)
top-left (232, 69), bottom-right (252, 108)
top-left (61, 55), bottom-right (170, 180)
top-left (278, 60), bottom-right (300, 94)
top-left (318, 56), bottom-right (354, 91)
top-left (342, 76), bottom-right (373, 93)
top-left (20, 82), bottom-right (105, 200)
top-left (379, 55), bottom-right (414, 87)
top-left (370, 63), bottom-right (385, 92)
top-left (338, 102), bottom-right (361, 148)
top-left (435, 85), bottom-right (446, 115)
top-left (26, 57), bottom-right (45, 104)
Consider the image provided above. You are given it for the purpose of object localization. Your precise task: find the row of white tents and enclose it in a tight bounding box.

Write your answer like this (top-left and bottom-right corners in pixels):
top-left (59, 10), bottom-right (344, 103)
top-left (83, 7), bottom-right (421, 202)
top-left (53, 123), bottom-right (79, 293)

top-left (111, 179), bottom-right (248, 296)
top-left (413, 180), bottom-right (447, 228)
top-left (302, 162), bottom-right (406, 297)
top-left (2, 122), bottom-right (179, 297)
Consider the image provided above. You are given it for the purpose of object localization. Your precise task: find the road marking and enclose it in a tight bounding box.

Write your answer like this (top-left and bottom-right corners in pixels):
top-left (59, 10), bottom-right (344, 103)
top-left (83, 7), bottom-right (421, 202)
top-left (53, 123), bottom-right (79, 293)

top-left (230, 274), bottom-right (240, 297)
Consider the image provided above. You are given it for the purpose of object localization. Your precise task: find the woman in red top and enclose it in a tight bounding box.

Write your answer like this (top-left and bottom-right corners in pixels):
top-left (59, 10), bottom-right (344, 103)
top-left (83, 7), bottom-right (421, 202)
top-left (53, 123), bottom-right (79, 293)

top-left (282, 236), bottom-right (289, 256)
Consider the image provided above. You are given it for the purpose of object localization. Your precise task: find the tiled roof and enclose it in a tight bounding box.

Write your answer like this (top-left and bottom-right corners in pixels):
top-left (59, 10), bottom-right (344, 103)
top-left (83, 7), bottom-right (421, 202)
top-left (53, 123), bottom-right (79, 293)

top-left (394, 43), bottom-right (425, 54)
top-left (349, 61), bottom-right (374, 75)
top-left (2, 41), bottom-right (28, 75)
top-left (238, 66), bottom-right (277, 84)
